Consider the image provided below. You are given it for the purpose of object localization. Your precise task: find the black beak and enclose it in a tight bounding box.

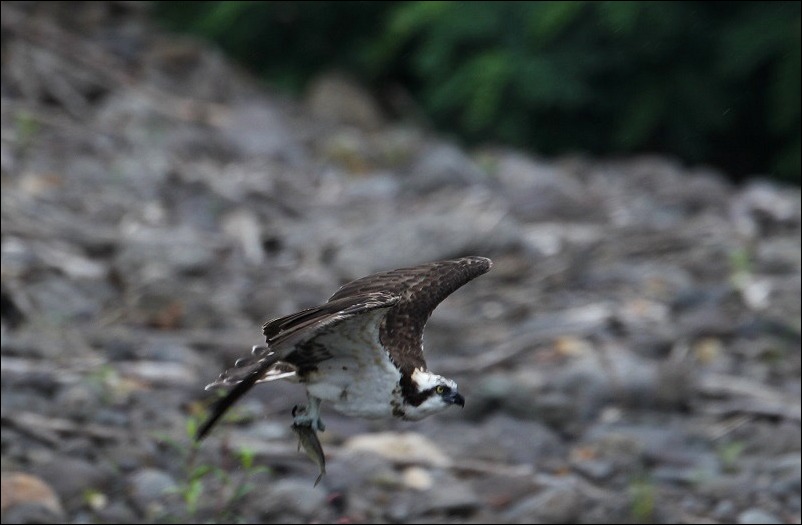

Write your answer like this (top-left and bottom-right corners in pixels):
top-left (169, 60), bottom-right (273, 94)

top-left (446, 391), bottom-right (465, 407)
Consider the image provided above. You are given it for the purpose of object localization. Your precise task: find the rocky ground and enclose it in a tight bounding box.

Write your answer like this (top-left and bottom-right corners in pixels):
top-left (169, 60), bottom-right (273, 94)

top-left (1, 3), bottom-right (800, 524)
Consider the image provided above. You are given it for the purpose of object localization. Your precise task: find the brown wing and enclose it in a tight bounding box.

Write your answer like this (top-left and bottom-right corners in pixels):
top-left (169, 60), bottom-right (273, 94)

top-left (330, 256), bottom-right (493, 374)
top-left (196, 291), bottom-right (399, 440)
top-left (197, 256), bottom-right (491, 440)
top-left (262, 292), bottom-right (399, 369)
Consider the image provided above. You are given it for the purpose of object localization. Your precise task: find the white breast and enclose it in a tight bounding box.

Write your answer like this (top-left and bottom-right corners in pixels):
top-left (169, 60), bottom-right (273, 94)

top-left (302, 309), bottom-right (402, 419)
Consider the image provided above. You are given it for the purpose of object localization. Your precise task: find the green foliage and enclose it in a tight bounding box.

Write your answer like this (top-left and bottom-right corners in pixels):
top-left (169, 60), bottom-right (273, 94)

top-left (152, 1), bottom-right (801, 183)
top-left (156, 414), bottom-right (271, 521)
top-left (14, 110), bottom-right (40, 149)
top-left (717, 440), bottom-right (746, 473)
top-left (729, 246), bottom-right (753, 285)
top-left (629, 475), bottom-right (656, 523)
top-left (154, 1), bottom-right (393, 92)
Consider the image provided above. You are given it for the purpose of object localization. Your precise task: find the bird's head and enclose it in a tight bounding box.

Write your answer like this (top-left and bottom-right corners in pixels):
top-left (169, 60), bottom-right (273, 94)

top-left (401, 368), bottom-right (464, 420)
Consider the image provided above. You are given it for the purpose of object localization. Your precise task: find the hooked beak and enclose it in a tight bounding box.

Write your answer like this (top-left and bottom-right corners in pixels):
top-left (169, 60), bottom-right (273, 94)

top-left (446, 391), bottom-right (465, 407)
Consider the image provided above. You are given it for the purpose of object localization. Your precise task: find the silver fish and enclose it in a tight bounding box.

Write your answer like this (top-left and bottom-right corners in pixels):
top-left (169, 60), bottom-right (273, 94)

top-left (291, 422), bottom-right (326, 486)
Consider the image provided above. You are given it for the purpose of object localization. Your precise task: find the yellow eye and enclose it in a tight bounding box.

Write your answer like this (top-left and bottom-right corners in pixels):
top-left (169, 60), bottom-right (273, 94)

top-left (435, 385), bottom-right (445, 394)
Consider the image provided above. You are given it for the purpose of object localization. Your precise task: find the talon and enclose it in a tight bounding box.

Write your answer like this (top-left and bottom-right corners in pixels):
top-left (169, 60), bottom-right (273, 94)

top-left (292, 396), bottom-right (325, 432)
top-left (291, 407), bottom-right (325, 432)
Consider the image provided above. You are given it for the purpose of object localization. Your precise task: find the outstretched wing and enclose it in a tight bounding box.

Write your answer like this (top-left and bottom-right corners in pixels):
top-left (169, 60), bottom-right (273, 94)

top-left (196, 292), bottom-right (399, 440)
top-left (329, 256), bottom-right (493, 374)
top-left (196, 256), bottom-right (492, 440)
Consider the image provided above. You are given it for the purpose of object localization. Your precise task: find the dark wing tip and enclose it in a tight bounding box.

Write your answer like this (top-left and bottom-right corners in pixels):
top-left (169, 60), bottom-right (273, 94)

top-left (461, 255), bottom-right (492, 274)
top-left (195, 377), bottom-right (254, 441)
top-left (196, 352), bottom-right (281, 441)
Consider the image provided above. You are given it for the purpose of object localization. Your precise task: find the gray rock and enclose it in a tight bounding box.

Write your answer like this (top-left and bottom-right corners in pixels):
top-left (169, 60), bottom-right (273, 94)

top-left (324, 448), bottom-right (398, 489)
top-left (127, 468), bottom-right (176, 515)
top-left (222, 102), bottom-right (304, 160)
top-left (30, 458), bottom-right (112, 510)
top-left (737, 508), bottom-right (783, 524)
top-left (424, 415), bottom-right (564, 468)
top-left (418, 478), bottom-right (479, 516)
top-left (25, 276), bottom-right (112, 323)
top-left (342, 431), bottom-right (452, 467)
top-left (384, 492), bottom-right (418, 522)
top-left (503, 480), bottom-right (580, 524)
top-left (305, 72), bottom-right (385, 130)
top-left (91, 501), bottom-right (138, 523)
top-left (0, 472), bottom-right (65, 523)
top-left (470, 473), bottom-right (538, 512)
top-left (327, 188), bottom-right (521, 278)
top-left (406, 143), bottom-right (488, 192)
top-left (767, 453), bottom-right (801, 497)
top-left (1, 502), bottom-right (66, 524)
top-left (697, 474), bottom-right (755, 502)
top-left (487, 150), bottom-right (598, 221)
top-left (54, 383), bottom-right (101, 421)
top-left (731, 180), bottom-right (801, 238)
top-left (380, 478), bottom-right (480, 522)
top-left (116, 360), bottom-right (198, 386)
top-left (114, 228), bottom-right (219, 281)
top-left (712, 499), bottom-right (737, 522)
top-left (250, 479), bottom-right (327, 520)
top-left (103, 442), bottom-right (149, 473)
top-left (571, 457), bottom-right (615, 481)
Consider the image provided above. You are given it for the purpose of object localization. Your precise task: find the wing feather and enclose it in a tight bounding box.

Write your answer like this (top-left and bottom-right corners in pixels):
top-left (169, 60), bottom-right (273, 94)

top-left (196, 256), bottom-right (491, 440)
top-left (331, 256), bottom-right (492, 373)
top-left (196, 350), bottom-right (281, 440)
top-left (196, 292), bottom-right (398, 440)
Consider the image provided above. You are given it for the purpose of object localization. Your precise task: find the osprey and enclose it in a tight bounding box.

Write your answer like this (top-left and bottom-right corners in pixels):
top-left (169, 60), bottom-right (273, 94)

top-left (197, 256), bottom-right (492, 479)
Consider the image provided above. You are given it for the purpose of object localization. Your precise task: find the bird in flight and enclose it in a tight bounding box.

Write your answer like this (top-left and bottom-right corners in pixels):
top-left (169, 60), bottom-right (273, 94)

top-left (196, 256), bottom-right (492, 484)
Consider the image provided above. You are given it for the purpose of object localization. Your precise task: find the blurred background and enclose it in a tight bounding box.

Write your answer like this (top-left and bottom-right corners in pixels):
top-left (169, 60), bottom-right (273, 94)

top-left (1, 2), bottom-right (800, 524)
top-left (153, 1), bottom-right (801, 185)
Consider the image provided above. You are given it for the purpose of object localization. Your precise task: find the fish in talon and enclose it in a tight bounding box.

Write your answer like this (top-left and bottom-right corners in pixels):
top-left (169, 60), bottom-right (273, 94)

top-left (291, 422), bottom-right (326, 487)
top-left (197, 257), bottom-right (492, 486)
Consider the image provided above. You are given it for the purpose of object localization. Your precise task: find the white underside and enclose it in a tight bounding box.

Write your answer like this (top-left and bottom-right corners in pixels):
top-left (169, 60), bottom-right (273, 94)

top-left (287, 309), bottom-right (403, 419)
